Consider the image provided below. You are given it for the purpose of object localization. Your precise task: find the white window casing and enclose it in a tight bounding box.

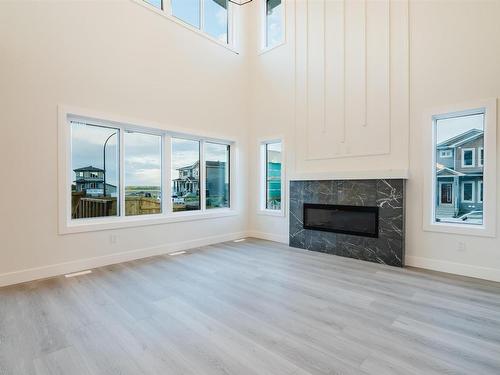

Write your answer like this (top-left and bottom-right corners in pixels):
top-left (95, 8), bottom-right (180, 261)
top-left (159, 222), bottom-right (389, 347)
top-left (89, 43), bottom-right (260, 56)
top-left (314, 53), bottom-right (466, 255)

top-left (58, 105), bottom-right (238, 234)
top-left (422, 98), bottom-right (497, 237)
top-left (461, 147), bottom-right (476, 168)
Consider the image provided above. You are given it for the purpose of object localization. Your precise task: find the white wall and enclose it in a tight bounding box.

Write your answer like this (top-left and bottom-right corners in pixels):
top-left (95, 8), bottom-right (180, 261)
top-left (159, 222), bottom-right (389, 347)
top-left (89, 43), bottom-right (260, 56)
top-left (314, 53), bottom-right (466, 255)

top-left (0, 0), bottom-right (250, 285)
top-left (248, 0), bottom-right (500, 282)
top-left (406, 0), bottom-right (500, 281)
top-left (1, 0), bottom-right (499, 285)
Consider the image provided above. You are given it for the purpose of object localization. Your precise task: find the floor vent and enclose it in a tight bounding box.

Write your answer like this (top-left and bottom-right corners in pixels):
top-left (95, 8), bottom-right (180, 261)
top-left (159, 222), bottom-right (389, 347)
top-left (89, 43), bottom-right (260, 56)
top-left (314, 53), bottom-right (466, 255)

top-left (65, 270), bottom-right (92, 278)
top-left (169, 251), bottom-right (187, 256)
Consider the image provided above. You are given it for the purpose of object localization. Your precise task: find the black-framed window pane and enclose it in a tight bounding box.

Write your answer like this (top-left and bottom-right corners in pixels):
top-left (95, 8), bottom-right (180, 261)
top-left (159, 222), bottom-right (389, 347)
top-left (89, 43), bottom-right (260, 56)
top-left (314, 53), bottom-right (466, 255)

top-left (124, 132), bottom-right (162, 216)
top-left (70, 122), bottom-right (119, 219)
top-left (172, 0), bottom-right (201, 29)
top-left (266, 142), bottom-right (282, 210)
top-left (463, 183), bottom-right (473, 201)
top-left (205, 142), bottom-right (230, 209)
top-left (463, 150), bottom-right (473, 166)
top-left (204, 0), bottom-right (228, 43)
top-left (172, 138), bottom-right (201, 212)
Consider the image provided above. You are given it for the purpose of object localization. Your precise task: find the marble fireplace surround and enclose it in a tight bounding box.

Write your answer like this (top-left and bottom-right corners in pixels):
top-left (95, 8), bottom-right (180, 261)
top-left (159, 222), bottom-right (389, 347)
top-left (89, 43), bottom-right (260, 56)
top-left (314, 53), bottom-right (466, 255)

top-left (289, 179), bottom-right (405, 267)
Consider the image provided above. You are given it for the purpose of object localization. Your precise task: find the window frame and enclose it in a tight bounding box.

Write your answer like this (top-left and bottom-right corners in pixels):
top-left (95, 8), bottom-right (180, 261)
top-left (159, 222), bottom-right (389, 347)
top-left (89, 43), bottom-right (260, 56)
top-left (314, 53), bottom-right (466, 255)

top-left (461, 181), bottom-right (475, 203)
top-left (478, 146), bottom-right (484, 167)
top-left (439, 150), bottom-right (452, 158)
top-left (258, 138), bottom-right (285, 216)
top-left (135, 0), bottom-right (238, 52)
top-left (58, 106), bottom-right (237, 234)
top-left (461, 147), bottom-right (475, 168)
top-left (422, 99), bottom-right (497, 237)
top-left (260, 0), bottom-right (286, 53)
top-left (438, 181), bottom-right (454, 206)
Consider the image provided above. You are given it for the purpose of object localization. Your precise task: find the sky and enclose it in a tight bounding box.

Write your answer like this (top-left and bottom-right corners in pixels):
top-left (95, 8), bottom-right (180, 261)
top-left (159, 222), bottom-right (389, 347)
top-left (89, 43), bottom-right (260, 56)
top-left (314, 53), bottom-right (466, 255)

top-left (72, 122), bottom-right (229, 188)
top-left (436, 113), bottom-right (484, 144)
top-left (171, 0), bottom-right (228, 42)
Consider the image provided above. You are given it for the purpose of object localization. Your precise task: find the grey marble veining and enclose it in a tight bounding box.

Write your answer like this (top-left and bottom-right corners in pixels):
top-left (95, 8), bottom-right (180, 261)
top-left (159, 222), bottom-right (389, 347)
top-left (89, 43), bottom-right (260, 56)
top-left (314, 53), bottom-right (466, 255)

top-left (289, 179), bottom-right (405, 267)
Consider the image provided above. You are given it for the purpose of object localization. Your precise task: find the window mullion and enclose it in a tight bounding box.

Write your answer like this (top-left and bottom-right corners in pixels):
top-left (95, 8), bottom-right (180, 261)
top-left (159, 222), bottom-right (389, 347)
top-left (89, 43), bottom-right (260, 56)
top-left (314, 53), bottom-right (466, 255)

top-left (163, 134), bottom-right (173, 214)
top-left (119, 127), bottom-right (125, 217)
top-left (200, 0), bottom-right (204, 31)
top-left (200, 140), bottom-right (206, 212)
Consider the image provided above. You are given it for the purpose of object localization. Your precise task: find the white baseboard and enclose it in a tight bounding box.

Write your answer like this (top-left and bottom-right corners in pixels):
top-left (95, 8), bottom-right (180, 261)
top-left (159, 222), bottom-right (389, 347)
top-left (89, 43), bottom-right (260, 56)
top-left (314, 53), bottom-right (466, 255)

top-left (0, 231), bottom-right (247, 288)
top-left (405, 255), bottom-right (500, 283)
top-left (247, 230), bottom-right (288, 244)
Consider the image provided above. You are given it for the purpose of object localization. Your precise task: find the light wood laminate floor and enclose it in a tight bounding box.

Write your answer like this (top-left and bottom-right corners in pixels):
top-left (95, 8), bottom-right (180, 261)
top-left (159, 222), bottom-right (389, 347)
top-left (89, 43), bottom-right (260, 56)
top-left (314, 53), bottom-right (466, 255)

top-left (1, 238), bottom-right (500, 375)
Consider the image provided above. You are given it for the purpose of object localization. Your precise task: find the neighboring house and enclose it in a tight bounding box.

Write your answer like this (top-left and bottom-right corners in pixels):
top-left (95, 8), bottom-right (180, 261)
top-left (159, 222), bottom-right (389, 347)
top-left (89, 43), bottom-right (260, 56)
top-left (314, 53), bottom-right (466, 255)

top-left (436, 129), bottom-right (484, 220)
top-left (172, 161), bottom-right (200, 197)
top-left (73, 166), bottom-right (117, 197)
top-left (172, 160), bottom-right (228, 203)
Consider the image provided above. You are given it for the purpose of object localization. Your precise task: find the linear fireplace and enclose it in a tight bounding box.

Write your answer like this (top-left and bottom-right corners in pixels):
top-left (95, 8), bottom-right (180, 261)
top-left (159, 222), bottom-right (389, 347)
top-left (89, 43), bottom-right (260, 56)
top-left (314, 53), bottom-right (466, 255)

top-left (290, 179), bottom-right (405, 267)
top-left (303, 203), bottom-right (379, 238)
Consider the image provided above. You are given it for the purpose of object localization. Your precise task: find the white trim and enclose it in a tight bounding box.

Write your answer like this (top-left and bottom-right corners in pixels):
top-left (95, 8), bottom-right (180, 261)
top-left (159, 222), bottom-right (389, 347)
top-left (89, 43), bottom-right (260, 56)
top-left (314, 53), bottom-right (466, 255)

top-left (422, 98), bottom-right (496, 238)
top-left (58, 105), bottom-right (237, 235)
top-left (405, 255), bottom-right (500, 283)
top-left (247, 230), bottom-right (288, 244)
top-left (478, 180), bottom-right (483, 203)
top-left (260, 0), bottom-right (286, 53)
top-left (461, 147), bottom-right (475, 168)
top-left (130, 0), bottom-right (239, 54)
top-left (461, 181), bottom-right (475, 203)
top-left (0, 231), bottom-right (247, 288)
top-left (478, 146), bottom-right (484, 167)
top-left (289, 169), bottom-right (409, 181)
top-left (258, 138), bottom-right (285, 216)
top-left (438, 181), bottom-right (454, 206)
top-left (439, 150), bottom-right (452, 158)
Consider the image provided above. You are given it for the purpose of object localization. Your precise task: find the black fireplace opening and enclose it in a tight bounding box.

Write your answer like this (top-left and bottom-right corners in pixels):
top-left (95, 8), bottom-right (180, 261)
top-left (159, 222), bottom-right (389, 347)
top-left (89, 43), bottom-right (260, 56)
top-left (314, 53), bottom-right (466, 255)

top-left (303, 203), bottom-right (379, 238)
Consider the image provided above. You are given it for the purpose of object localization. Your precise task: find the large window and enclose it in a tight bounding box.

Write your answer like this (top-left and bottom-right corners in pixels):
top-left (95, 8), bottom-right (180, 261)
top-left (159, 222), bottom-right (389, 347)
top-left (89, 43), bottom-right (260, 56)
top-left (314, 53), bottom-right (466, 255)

top-left (265, 142), bottom-right (282, 210)
top-left (146, 0), bottom-right (232, 45)
top-left (124, 131), bottom-right (162, 216)
top-left (62, 112), bottom-right (234, 233)
top-left (424, 100), bottom-right (496, 237)
top-left (205, 142), bottom-right (230, 209)
top-left (263, 0), bottom-right (284, 49)
top-left (71, 121), bottom-right (119, 219)
top-left (434, 112), bottom-right (484, 226)
top-left (171, 138), bottom-right (200, 212)
top-left (260, 140), bottom-right (283, 213)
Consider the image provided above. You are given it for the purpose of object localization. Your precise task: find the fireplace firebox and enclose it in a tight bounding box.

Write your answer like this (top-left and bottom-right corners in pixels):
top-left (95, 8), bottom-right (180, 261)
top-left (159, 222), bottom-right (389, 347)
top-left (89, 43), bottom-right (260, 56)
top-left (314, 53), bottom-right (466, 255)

top-left (303, 203), bottom-right (379, 238)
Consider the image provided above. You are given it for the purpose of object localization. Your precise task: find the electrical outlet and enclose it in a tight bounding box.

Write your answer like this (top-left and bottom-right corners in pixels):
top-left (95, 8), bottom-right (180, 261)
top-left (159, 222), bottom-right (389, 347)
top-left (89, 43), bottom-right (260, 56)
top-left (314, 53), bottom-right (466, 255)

top-left (458, 241), bottom-right (466, 252)
top-left (110, 234), bottom-right (118, 245)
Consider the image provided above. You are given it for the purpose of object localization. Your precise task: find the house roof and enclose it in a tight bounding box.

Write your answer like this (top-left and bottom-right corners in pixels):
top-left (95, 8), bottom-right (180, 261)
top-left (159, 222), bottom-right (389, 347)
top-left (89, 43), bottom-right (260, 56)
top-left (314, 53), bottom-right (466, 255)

top-left (74, 166), bottom-right (104, 172)
top-left (437, 129), bottom-right (483, 149)
top-left (436, 164), bottom-right (465, 177)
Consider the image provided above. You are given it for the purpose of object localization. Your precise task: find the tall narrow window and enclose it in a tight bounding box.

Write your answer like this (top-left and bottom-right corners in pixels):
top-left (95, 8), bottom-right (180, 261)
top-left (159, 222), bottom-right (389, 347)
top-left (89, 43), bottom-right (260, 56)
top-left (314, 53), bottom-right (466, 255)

top-left (434, 111), bottom-right (484, 225)
top-left (265, 142), bottom-right (282, 210)
top-left (171, 0), bottom-right (201, 28)
top-left (171, 138), bottom-right (201, 212)
top-left (205, 142), bottom-right (230, 209)
top-left (124, 132), bottom-right (162, 216)
top-left (265, 0), bottom-right (284, 49)
top-left (70, 122), bottom-right (120, 219)
top-left (204, 0), bottom-right (228, 43)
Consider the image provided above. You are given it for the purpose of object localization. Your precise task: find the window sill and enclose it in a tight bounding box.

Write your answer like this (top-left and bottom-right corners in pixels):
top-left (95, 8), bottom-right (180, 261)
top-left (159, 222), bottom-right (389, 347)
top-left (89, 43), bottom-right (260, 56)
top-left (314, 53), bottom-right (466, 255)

top-left (257, 209), bottom-right (285, 217)
top-left (258, 40), bottom-right (286, 56)
top-left (59, 209), bottom-right (239, 235)
top-left (130, 0), bottom-right (239, 55)
top-left (423, 221), bottom-right (496, 238)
